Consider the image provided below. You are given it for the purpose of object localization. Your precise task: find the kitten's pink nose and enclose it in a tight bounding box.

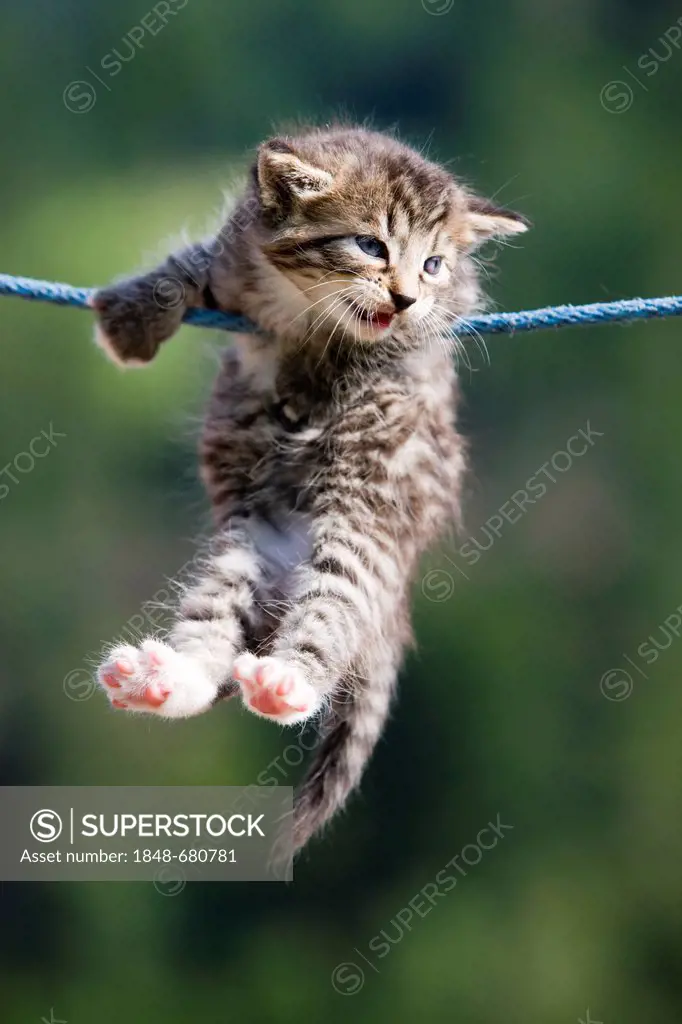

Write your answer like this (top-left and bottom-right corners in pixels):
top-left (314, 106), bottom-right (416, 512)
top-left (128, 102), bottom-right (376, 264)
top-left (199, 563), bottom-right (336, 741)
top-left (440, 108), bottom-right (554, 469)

top-left (390, 291), bottom-right (417, 313)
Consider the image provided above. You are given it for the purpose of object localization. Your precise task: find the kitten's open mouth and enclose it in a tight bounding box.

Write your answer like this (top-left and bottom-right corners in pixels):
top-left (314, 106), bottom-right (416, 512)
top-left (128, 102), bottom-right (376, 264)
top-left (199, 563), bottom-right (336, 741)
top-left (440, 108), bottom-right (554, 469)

top-left (354, 308), bottom-right (394, 331)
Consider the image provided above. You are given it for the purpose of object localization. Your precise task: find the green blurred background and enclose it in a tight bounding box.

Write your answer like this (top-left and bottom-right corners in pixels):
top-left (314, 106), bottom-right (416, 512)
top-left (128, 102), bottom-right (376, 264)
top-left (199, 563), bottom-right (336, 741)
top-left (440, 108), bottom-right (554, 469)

top-left (2, 0), bottom-right (682, 1020)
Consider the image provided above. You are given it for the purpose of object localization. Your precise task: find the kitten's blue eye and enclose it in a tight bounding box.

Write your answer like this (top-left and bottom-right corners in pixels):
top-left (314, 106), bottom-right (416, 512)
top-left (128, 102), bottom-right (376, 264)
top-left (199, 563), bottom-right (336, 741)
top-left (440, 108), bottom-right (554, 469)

top-left (356, 235), bottom-right (388, 260)
top-left (424, 256), bottom-right (442, 276)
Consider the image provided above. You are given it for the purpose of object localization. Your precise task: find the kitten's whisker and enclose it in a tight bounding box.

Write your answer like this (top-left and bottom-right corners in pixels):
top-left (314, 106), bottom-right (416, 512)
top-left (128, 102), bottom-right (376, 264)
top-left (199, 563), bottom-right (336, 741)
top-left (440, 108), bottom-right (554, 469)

top-left (312, 295), bottom-right (355, 370)
top-left (486, 172), bottom-right (521, 205)
top-left (286, 287), bottom-right (358, 357)
top-left (422, 307), bottom-right (476, 376)
top-left (468, 253), bottom-right (495, 283)
top-left (305, 292), bottom-right (353, 349)
top-left (304, 269), bottom-right (365, 289)
top-left (430, 301), bottom-right (490, 372)
top-left (299, 271), bottom-right (354, 293)
top-left (446, 311), bottom-right (490, 370)
top-left (422, 308), bottom-right (458, 366)
top-left (327, 303), bottom-right (354, 364)
top-left (286, 286), bottom-right (357, 332)
top-left (300, 288), bottom-right (356, 346)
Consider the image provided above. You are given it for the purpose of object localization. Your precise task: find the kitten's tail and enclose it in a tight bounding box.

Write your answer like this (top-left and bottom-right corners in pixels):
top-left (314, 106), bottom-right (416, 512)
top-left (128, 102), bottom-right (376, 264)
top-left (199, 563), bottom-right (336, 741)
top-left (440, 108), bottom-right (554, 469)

top-left (292, 669), bottom-right (396, 853)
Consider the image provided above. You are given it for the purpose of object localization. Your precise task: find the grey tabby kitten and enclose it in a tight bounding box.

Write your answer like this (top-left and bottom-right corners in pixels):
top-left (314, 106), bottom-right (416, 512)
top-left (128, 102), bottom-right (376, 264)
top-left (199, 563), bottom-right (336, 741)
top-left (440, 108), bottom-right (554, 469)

top-left (92, 126), bottom-right (528, 853)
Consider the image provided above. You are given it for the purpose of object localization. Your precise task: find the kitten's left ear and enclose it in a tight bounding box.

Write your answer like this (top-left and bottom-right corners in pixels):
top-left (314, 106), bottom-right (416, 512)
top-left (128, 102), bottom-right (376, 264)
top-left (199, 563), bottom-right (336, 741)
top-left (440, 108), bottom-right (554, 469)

top-left (463, 196), bottom-right (531, 247)
top-left (256, 139), bottom-right (334, 221)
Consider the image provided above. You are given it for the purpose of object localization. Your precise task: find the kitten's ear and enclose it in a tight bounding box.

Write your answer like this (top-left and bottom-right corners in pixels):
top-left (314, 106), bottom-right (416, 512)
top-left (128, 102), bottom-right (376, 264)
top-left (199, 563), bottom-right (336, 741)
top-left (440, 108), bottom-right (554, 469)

top-left (463, 195), bottom-right (531, 247)
top-left (256, 139), bottom-right (334, 220)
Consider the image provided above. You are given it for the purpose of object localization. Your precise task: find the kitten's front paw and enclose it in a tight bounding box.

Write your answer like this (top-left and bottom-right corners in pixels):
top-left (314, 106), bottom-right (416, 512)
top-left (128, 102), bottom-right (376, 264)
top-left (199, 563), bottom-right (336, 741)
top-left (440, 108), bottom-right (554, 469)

top-left (89, 275), bottom-right (185, 367)
top-left (98, 639), bottom-right (218, 719)
top-left (233, 654), bottom-right (320, 725)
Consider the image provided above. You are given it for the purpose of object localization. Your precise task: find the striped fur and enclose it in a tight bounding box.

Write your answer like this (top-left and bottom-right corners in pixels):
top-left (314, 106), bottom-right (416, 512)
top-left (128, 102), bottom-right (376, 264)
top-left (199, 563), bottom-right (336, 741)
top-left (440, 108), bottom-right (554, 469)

top-left (93, 126), bottom-right (528, 853)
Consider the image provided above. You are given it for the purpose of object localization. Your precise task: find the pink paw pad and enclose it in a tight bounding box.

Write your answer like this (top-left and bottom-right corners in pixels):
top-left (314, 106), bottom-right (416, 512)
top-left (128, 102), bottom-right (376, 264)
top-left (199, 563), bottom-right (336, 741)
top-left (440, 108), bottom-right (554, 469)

top-left (233, 654), bottom-right (318, 724)
top-left (143, 682), bottom-right (172, 707)
top-left (96, 639), bottom-right (220, 719)
top-left (97, 641), bottom-right (175, 712)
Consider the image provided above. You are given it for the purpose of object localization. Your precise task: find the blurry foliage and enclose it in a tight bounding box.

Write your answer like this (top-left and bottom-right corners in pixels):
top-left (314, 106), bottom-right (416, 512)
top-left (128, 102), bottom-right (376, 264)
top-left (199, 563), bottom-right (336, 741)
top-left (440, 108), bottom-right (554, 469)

top-left (2, 0), bottom-right (682, 1020)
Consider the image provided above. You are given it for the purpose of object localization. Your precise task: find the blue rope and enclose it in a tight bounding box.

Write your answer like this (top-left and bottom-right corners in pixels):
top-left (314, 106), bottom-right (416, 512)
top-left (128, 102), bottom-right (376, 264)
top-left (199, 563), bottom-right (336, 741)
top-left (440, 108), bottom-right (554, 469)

top-left (2, 271), bottom-right (682, 336)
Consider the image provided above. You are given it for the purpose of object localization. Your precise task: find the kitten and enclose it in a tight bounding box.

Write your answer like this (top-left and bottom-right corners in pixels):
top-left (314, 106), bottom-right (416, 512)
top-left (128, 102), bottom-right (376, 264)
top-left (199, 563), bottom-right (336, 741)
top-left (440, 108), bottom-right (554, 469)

top-left (91, 126), bottom-right (529, 853)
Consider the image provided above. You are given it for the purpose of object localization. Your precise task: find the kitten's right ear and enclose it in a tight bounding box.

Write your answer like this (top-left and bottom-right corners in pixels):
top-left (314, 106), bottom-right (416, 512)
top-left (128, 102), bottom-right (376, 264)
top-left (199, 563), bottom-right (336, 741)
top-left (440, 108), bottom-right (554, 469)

top-left (255, 139), bottom-right (333, 221)
top-left (463, 195), bottom-right (531, 248)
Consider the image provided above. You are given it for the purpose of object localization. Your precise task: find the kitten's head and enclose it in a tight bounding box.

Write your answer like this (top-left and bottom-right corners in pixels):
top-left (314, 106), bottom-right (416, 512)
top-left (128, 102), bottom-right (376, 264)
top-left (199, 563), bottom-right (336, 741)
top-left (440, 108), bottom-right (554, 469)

top-left (247, 127), bottom-right (529, 348)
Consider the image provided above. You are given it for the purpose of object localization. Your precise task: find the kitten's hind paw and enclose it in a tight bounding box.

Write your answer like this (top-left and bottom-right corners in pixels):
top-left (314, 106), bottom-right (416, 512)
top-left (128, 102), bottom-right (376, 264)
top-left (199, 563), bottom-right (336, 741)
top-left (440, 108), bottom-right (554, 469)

top-left (98, 639), bottom-right (219, 719)
top-left (233, 653), bottom-right (320, 725)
